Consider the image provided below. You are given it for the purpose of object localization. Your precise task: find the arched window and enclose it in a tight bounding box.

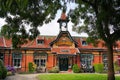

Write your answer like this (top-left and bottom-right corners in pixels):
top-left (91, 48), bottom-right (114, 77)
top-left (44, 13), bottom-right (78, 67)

top-left (34, 52), bottom-right (47, 67)
top-left (12, 52), bottom-right (22, 68)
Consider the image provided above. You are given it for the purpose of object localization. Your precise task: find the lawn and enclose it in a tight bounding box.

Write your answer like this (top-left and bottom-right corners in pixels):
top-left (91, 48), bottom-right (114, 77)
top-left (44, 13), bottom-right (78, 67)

top-left (37, 73), bottom-right (120, 80)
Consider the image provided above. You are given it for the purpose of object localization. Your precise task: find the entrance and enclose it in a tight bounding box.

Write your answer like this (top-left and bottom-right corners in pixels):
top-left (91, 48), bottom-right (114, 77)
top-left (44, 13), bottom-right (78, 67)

top-left (59, 57), bottom-right (68, 71)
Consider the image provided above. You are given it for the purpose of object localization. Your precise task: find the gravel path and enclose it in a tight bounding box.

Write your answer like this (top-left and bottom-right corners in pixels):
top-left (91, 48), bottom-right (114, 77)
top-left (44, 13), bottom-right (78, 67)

top-left (5, 73), bottom-right (39, 80)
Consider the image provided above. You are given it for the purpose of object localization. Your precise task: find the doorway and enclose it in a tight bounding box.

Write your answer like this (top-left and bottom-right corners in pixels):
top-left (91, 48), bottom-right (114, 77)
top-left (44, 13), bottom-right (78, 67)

top-left (59, 57), bottom-right (68, 71)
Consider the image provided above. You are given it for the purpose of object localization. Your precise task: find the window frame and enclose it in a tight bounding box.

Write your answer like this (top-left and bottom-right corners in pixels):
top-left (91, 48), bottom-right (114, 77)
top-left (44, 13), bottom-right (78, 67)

top-left (80, 53), bottom-right (93, 69)
top-left (0, 53), bottom-right (4, 62)
top-left (34, 52), bottom-right (47, 67)
top-left (102, 53), bottom-right (108, 70)
top-left (81, 40), bottom-right (88, 46)
top-left (37, 39), bottom-right (44, 45)
top-left (12, 52), bottom-right (22, 68)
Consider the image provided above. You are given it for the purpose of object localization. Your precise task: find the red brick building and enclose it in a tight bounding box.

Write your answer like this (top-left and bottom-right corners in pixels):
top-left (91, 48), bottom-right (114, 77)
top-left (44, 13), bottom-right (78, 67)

top-left (0, 12), bottom-right (120, 72)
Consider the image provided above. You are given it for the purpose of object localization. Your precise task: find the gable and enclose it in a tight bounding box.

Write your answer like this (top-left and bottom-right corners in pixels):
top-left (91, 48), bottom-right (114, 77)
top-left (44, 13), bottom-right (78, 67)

top-left (55, 34), bottom-right (73, 46)
top-left (50, 31), bottom-right (78, 47)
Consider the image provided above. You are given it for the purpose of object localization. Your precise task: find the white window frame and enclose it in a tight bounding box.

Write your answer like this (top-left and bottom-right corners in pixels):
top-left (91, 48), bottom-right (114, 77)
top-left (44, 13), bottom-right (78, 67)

top-left (34, 53), bottom-right (47, 67)
top-left (12, 53), bottom-right (22, 68)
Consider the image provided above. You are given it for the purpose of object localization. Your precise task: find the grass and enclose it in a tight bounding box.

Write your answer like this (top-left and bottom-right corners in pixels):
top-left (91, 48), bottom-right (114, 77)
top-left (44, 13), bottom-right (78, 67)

top-left (37, 73), bottom-right (120, 80)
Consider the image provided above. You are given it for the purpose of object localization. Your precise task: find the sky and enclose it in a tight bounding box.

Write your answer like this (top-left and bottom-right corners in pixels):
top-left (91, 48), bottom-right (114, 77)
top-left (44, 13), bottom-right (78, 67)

top-left (0, 3), bottom-right (88, 37)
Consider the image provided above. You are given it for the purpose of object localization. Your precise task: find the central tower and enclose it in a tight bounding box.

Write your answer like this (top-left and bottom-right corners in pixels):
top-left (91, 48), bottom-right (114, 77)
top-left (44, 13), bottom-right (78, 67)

top-left (57, 11), bottom-right (69, 31)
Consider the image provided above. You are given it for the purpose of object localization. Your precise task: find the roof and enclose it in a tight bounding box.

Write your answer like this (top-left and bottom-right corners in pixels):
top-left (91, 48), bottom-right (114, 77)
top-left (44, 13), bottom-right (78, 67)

top-left (1, 35), bottom-right (120, 51)
top-left (0, 37), bottom-right (4, 47)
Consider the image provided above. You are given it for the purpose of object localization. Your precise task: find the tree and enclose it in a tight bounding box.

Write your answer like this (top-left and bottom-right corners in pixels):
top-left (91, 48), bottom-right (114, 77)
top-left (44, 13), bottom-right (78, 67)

top-left (68, 0), bottom-right (120, 80)
top-left (0, 0), bottom-right (62, 48)
top-left (0, 0), bottom-right (120, 80)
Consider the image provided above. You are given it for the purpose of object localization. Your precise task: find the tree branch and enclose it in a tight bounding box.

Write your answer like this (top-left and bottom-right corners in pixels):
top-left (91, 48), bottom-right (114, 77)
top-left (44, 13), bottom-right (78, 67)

top-left (82, 0), bottom-right (98, 14)
top-left (111, 29), bottom-right (120, 42)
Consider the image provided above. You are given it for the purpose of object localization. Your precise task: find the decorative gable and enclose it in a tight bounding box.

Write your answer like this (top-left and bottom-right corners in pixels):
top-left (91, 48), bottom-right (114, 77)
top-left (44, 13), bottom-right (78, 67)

top-left (55, 34), bottom-right (73, 46)
top-left (50, 31), bottom-right (78, 47)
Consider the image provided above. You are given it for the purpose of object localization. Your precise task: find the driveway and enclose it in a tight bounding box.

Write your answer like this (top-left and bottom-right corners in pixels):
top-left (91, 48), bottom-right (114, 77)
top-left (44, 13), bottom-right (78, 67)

top-left (5, 73), bottom-right (40, 80)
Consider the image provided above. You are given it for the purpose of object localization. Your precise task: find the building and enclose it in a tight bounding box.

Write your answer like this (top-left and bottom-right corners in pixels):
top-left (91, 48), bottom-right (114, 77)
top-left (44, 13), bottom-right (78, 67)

top-left (0, 12), bottom-right (120, 72)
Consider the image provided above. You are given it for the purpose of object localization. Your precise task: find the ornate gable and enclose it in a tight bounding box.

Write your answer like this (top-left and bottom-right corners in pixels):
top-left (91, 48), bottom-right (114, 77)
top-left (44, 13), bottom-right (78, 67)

top-left (50, 31), bottom-right (78, 47)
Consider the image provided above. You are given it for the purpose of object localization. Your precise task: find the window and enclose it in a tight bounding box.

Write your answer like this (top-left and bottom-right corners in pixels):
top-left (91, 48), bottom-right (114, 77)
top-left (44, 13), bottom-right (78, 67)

top-left (0, 53), bottom-right (4, 61)
top-left (118, 55), bottom-right (120, 66)
top-left (80, 53), bottom-right (93, 70)
top-left (37, 39), bottom-right (44, 44)
top-left (82, 41), bottom-right (87, 46)
top-left (12, 53), bottom-right (22, 68)
top-left (102, 54), bottom-right (108, 70)
top-left (34, 52), bottom-right (47, 67)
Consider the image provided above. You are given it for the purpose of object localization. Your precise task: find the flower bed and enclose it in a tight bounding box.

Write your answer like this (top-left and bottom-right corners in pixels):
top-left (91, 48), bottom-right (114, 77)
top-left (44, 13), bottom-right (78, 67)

top-left (6, 65), bottom-right (16, 75)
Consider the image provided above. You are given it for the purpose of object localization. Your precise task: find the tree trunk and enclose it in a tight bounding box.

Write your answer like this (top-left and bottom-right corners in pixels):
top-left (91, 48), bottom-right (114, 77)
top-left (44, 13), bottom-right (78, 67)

top-left (107, 44), bottom-right (115, 80)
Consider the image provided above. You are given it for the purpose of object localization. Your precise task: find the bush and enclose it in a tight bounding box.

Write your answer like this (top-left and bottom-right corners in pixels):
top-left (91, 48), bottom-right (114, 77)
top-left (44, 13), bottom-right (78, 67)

top-left (6, 65), bottom-right (16, 75)
top-left (0, 59), bottom-right (7, 79)
top-left (72, 64), bottom-right (80, 73)
top-left (28, 62), bottom-right (36, 72)
top-left (94, 63), bottom-right (104, 73)
top-left (48, 66), bottom-right (59, 73)
top-left (114, 61), bottom-right (120, 73)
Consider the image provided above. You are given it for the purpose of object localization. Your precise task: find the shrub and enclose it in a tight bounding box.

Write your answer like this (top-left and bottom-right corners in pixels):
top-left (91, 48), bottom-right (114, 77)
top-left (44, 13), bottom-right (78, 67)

top-left (28, 62), bottom-right (36, 72)
top-left (94, 63), bottom-right (104, 73)
top-left (0, 59), bottom-right (7, 79)
top-left (114, 61), bottom-right (120, 73)
top-left (72, 64), bottom-right (80, 73)
top-left (48, 66), bottom-right (59, 73)
top-left (6, 65), bottom-right (16, 75)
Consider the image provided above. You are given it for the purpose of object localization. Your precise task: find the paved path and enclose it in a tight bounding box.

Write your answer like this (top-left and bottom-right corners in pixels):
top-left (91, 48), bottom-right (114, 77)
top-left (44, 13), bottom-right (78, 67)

top-left (5, 73), bottom-right (40, 80)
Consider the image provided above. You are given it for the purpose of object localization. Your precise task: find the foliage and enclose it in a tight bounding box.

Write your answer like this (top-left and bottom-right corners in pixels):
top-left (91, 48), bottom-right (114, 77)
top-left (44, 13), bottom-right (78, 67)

top-left (36, 66), bottom-right (46, 73)
top-left (67, 0), bottom-right (120, 80)
top-left (0, 59), bottom-right (7, 79)
top-left (94, 63), bottom-right (104, 73)
top-left (6, 65), bottom-right (16, 75)
top-left (28, 62), bottom-right (37, 72)
top-left (48, 66), bottom-right (59, 73)
top-left (114, 61), bottom-right (120, 73)
top-left (72, 64), bottom-right (80, 73)
top-left (0, 0), bottom-right (62, 48)
top-left (0, 0), bottom-right (119, 79)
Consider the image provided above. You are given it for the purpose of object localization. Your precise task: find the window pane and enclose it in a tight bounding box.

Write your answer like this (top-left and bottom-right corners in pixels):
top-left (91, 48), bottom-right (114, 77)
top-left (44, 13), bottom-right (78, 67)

top-left (34, 53), bottom-right (47, 67)
top-left (80, 54), bottom-right (93, 69)
top-left (102, 54), bottom-right (108, 70)
top-left (0, 53), bottom-right (4, 61)
top-left (12, 53), bottom-right (22, 68)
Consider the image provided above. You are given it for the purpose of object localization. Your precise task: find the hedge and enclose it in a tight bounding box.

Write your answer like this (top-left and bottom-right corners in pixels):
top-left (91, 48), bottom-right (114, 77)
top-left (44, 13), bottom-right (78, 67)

top-left (94, 63), bottom-right (104, 73)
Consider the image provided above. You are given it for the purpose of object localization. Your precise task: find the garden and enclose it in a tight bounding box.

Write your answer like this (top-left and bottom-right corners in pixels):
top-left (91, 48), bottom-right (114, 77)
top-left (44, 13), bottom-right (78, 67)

top-left (37, 63), bottom-right (120, 80)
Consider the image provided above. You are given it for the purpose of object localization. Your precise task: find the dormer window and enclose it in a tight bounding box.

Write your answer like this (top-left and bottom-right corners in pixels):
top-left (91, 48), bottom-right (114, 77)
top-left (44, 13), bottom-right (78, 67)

top-left (82, 40), bottom-right (87, 46)
top-left (37, 39), bottom-right (44, 45)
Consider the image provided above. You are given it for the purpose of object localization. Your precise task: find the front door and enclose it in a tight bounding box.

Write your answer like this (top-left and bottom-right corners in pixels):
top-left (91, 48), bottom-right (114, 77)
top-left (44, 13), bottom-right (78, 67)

top-left (59, 57), bottom-right (68, 71)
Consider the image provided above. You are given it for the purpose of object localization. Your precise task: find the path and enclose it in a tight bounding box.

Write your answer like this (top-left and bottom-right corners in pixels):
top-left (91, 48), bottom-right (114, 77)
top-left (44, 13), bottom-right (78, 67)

top-left (5, 73), bottom-right (40, 80)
